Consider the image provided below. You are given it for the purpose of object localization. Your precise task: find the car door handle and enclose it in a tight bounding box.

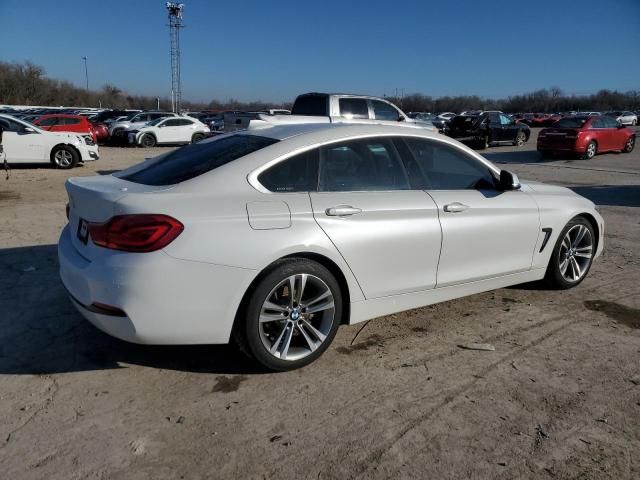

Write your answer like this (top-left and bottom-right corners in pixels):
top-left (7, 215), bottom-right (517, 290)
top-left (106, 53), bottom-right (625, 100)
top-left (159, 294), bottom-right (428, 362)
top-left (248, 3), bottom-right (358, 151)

top-left (443, 202), bottom-right (469, 213)
top-left (325, 205), bottom-right (362, 217)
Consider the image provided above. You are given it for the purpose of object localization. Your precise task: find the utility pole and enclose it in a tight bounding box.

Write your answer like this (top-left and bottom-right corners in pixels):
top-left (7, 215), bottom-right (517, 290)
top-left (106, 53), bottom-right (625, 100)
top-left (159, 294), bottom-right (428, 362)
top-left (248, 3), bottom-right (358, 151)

top-left (82, 56), bottom-right (89, 90)
top-left (166, 3), bottom-right (185, 113)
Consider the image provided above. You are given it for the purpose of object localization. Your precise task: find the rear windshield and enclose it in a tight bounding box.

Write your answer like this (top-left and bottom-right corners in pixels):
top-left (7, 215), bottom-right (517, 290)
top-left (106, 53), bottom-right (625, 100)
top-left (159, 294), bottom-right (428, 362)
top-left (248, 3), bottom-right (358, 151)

top-left (121, 134), bottom-right (279, 186)
top-left (291, 95), bottom-right (328, 116)
top-left (555, 117), bottom-right (588, 129)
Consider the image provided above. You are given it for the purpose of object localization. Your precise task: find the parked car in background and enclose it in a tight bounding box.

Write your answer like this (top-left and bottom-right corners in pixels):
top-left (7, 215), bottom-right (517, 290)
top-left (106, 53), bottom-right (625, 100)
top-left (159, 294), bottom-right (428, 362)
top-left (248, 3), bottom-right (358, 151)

top-left (0, 114), bottom-right (99, 169)
top-left (128, 116), bottom-right (210, 147)
top-left (32, 114), bottom-right (100, 143)
top-left (407, 112), bottom-right (434, 121)
top-left (58, 123), bottom-right (604, 370)
top-left (445, 111), bottom-right (530, 149)
top-left (604, 111), bottom-right (637, 126)
top-left (436, 112), bottom-right (457, 121)
top-left (537, 115), bottom-right (635, 159)
top-left (228, 93), bottom-right (437, 132)
top-left (109, 111), bottom-right (178, 141)
top-left (576, 112), bottom-right (601, 117)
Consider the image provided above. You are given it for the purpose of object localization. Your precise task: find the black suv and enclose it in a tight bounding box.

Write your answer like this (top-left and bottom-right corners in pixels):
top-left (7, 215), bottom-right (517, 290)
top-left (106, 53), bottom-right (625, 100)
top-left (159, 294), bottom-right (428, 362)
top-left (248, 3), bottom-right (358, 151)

top-left (445, 111), bottom-right (530, 149)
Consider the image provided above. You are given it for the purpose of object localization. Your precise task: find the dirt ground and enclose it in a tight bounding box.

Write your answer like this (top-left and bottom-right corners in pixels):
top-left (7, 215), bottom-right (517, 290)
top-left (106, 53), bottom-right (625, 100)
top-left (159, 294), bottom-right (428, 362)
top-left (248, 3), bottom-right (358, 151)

top-left (1, 129), bottom-right (639, 479)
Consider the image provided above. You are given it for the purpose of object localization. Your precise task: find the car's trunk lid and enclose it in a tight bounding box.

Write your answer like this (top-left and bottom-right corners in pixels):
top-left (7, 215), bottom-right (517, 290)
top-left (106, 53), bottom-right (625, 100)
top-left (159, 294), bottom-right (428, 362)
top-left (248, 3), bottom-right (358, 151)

top-left (65, 175), bottom-right (170, 260)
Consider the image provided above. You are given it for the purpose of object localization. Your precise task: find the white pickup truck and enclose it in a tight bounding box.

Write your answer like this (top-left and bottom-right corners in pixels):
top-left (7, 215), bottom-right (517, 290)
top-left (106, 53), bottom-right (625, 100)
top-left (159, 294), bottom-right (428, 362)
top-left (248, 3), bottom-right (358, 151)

top-left (224, 93), bottom-right (436, 132)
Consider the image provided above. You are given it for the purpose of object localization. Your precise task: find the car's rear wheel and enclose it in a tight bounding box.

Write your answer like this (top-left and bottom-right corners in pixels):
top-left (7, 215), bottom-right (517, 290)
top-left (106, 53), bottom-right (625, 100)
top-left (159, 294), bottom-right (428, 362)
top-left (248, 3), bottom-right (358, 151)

top-left (235, 259), bottom-right (342, 371)
top-left (623, 136), bottom-right (635, 153)
top-left (140, 134), bottom-right (156, 147)
top-left (582, 141), bottom-right (597, 160)
top-left (544, 216), bottom-right (595, 289)
top-left (50, 145), bottom-right (79, 169)
top-left (514, 130), bottom-right (526, 146)
top-left (191, 133), bottom-right (205, 143)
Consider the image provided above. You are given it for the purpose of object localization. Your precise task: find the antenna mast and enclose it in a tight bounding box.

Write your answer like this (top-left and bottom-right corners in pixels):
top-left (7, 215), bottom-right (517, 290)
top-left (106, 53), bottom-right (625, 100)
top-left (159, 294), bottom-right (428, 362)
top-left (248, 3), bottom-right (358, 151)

top-left (166, 3), bottom-right (184, 113)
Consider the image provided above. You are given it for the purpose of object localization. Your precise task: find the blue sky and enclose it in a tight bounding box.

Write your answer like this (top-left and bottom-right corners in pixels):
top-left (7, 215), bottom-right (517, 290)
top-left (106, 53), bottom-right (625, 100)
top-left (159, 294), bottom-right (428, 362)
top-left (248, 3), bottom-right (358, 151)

top-left (1, 0), bottom-right (639, 103)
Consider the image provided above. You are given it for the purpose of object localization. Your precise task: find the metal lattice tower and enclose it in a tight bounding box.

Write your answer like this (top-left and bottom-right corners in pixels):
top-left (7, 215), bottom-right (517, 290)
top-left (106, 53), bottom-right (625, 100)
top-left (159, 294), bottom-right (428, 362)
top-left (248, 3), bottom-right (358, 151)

top-left (166, 3), bottom-right (184, 113)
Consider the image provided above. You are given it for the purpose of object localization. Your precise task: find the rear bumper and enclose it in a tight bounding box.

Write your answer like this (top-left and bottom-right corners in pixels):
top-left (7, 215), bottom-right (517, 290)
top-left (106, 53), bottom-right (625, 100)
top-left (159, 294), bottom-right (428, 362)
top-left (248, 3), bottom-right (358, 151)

top-left (537, 139), bottom-right (582, 153)
top-left (57, 224), bottom-right (257, 344)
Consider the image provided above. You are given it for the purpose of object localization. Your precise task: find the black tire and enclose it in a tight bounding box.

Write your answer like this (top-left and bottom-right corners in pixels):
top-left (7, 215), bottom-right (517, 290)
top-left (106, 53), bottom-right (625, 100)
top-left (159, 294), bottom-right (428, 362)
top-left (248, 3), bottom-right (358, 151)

top-left (191, 133), bottom-right (205, 143)
top-left (513, 130), bottom-right (527, 146)
top-left (140, 133), bottom-right (156, 148)
top-left (476, 136), bottom-right (489, 150)
top-left (623, 136), bottom-right (635, 153)
top-left (581, 140), bottom-right (597, 160)
top-left (234, 258), bottom-right (343, 371)
top-left (50, 145), bottom-right (79, 169)
top-left (543, 216), bottom-right (595, 290)
top-left (538, 150), bottom-right (551, 160)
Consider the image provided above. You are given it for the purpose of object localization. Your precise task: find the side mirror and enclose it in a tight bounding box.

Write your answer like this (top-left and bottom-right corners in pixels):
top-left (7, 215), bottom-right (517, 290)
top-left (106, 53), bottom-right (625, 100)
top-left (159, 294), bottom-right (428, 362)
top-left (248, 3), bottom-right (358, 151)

top-left (499, 170), bottom-right (521, 191)
top-left (617, 124), bottom-right (625, 129)
top-left (398, 116), bottom-right (405, 122)
top-left (23, 127), bottom-right (36, 133)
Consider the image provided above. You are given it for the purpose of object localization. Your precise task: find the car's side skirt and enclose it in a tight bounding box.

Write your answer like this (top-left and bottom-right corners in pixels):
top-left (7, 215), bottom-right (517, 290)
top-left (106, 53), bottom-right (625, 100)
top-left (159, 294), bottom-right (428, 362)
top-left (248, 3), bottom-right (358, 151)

top-left (348, 268), bottom-right (546, 325)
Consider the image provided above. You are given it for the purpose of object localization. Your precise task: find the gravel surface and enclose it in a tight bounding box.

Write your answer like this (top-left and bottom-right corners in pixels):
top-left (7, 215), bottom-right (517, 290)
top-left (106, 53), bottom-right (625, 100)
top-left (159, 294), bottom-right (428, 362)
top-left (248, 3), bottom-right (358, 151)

top-left (1, 130), bottom-right (639, 479)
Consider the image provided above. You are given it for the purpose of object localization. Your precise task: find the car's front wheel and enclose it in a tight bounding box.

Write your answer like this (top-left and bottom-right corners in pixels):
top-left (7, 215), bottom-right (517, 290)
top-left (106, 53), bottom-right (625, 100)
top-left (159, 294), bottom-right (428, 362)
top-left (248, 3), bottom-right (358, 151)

top-left (544, 216), bottom-right (595, 289)
top-left (235, 259), bottom-right (342, 371)
top-left (50, 145), bottom-right (79, 169)
top-left (140, 134), bottom-right (156, 148)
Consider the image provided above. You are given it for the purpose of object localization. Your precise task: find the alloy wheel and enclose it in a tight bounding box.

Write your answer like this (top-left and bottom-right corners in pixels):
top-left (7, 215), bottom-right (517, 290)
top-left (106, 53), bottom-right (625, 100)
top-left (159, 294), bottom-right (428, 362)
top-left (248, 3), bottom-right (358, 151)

top-left (558, 224), bottom-right (593, 282)
top-left (516, 132), bottom-right (525, 146)
top-left (586, 142), bottom-right (596, 159)
top-left (54, 149), bottom-right (73, 167)
top-left (259, 274), bottom-right (335, 361)
top-left (625, 136), bottom-right (635, 152)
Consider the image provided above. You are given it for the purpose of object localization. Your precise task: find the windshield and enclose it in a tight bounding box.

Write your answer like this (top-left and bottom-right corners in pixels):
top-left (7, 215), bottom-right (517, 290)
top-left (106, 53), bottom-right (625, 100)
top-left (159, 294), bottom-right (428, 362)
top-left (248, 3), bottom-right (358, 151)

top-left (147, 118), bottom-right (165, 126)
top-left (555, 117), bottom-right (588, 128)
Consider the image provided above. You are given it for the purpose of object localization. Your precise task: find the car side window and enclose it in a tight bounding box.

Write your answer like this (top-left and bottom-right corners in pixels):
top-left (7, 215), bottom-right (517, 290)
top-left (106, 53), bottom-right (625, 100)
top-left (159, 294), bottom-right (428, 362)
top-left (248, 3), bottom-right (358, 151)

top-left (38, 117), bottom-right (58, 127)
top-left (338, 98), bottom-right (369, 119)
top-left (603, 117), bottom-right (618, 128)
top-left (319, 138), bottom-right (409, 192)
top-left (258, 149), bottom-right (319, 192)
top-left (499, 114), bottom-right (511, 125)
top-left (371, 100), bottom-right (400, 121)
top-left (163, 119), bottom-right (181, 127)
top-left (404, 138), bottom-right (496, 190)
top-left (591, 118), bottom-right (604, 128)
top-left (177, 119), bottom-right (194, 126)
top-left (64, 118), bottom-right (80, 125)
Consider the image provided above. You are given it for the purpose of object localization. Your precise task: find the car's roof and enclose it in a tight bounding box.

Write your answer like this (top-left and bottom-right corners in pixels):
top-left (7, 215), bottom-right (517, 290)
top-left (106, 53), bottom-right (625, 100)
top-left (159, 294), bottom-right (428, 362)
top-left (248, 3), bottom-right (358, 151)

top-left (237, 122), bottom-right (442, 142)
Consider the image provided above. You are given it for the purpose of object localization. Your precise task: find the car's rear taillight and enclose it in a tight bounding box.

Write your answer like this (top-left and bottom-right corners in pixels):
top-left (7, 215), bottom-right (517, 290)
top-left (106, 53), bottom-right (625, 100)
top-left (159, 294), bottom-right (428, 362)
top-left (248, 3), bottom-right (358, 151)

top-left (88, 214), bottom-right (183, 252)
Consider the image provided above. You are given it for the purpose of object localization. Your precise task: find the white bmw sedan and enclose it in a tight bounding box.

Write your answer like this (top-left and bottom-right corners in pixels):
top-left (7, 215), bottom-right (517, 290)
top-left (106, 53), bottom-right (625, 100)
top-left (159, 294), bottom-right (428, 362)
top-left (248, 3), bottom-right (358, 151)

top-left (58, 124), bottom-right (604, 370)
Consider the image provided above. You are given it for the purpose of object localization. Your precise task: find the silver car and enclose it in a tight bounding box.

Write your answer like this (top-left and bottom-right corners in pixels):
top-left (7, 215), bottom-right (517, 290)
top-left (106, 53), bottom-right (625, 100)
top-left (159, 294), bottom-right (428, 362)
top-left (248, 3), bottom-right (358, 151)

top-left (58, 123), bottom-right (603, 371)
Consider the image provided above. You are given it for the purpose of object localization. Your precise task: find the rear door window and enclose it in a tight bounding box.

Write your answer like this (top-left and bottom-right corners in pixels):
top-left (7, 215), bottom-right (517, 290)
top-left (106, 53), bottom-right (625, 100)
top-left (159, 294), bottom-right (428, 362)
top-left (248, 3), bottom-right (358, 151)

top-left (121, 134), bottom-right (279, 186)
top-left (319, 138), bottom-right (409, 191)
top-left (258, 149), bottom-right (319, 192)
top-left (338, 98), bottom-right (369, 119)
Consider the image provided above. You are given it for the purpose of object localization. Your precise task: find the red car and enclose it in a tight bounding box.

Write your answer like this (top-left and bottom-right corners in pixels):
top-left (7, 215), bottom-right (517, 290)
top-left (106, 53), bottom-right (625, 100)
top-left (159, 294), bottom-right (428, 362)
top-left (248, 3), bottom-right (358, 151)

top-left (537, 115), bottom-right (635, 159)
top-left (32, 114), bottom-right (101, 143)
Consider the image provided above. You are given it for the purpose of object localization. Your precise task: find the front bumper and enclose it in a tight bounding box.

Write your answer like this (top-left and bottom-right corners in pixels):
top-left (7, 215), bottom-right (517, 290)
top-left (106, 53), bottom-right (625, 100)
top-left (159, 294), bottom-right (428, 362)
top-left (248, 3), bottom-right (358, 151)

top-left (57, 224), bottom-right (256, 345)
top-left (77, 143), bottom-right (100, 161)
